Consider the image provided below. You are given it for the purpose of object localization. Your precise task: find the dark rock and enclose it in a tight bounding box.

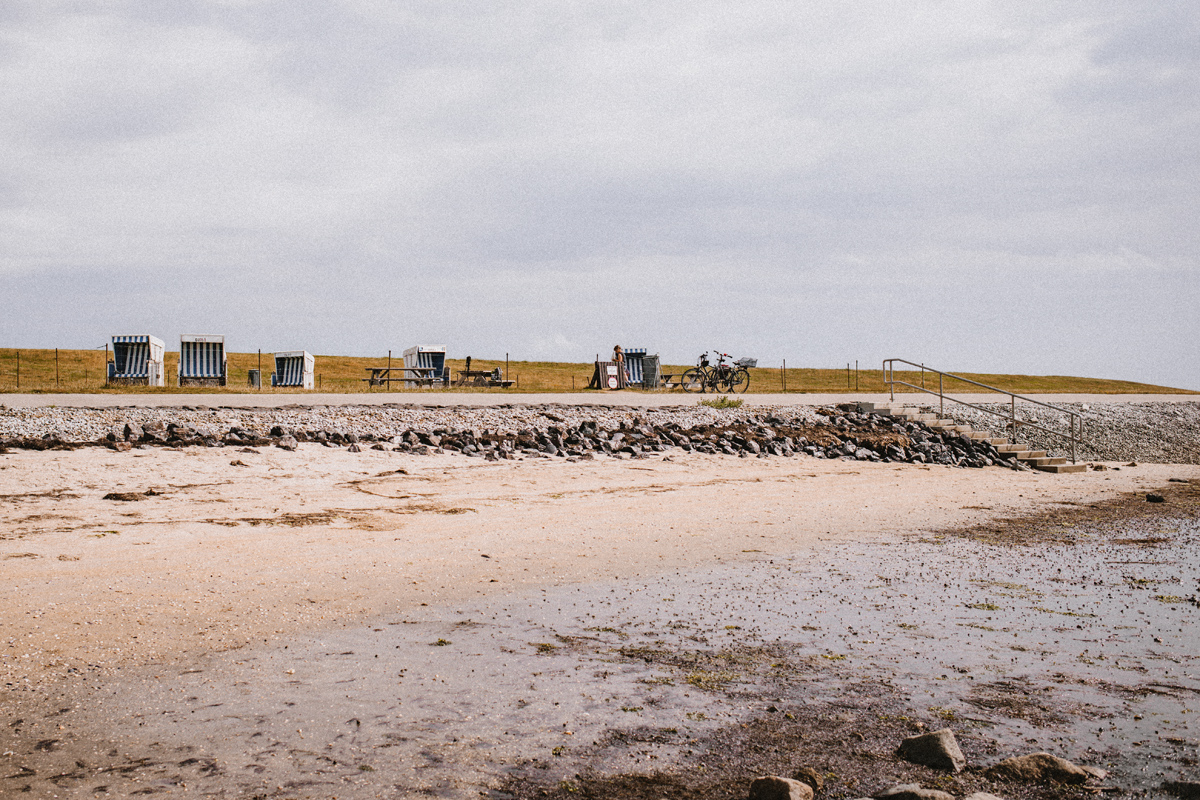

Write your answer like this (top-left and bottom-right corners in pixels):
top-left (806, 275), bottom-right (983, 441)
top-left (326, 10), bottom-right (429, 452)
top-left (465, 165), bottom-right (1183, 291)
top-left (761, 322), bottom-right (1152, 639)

top-left (896, 728), bottom-right (965, 773)
top-left (984, 752), bottom-right (1091, 784)
top-left (790, 767), bottom-right (823, 792)
top-left (347, 443), bottom-right (362, 453)
top-left (750, 776), bottom-right (814, 800)
top-left (103, 491), bottom-right (145, 501)
top-left (142, 421), bottom-right (168, 442)
top-left (873, 784), bottom-right (954, 800)
top-left (276, 435), bottom-right (298, 451)
top-left (1163, 781), bottom-right (1200, 799)
top-left (1147, 493), bottom-right (1166, 503)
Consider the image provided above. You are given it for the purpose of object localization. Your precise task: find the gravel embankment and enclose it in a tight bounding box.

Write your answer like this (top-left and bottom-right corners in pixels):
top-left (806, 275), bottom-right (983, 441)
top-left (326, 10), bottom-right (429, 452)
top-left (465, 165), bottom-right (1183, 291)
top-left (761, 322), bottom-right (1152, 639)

top-left (0, 402), bottom-right (822, 443)
top-left (944, 401), bottom-right (1200, 464)
top-left (1, 400), bottom-right (1197, 464)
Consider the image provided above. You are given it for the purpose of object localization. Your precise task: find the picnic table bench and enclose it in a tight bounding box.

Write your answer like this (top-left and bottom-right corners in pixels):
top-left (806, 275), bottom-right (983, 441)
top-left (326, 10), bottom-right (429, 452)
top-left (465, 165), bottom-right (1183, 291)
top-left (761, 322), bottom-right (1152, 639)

top-left (363, 366), bottom-right (441, 388)
top-left (452, 357), bottom-right (515, 388)
top-left (453, 369), bottom-right (514, 388)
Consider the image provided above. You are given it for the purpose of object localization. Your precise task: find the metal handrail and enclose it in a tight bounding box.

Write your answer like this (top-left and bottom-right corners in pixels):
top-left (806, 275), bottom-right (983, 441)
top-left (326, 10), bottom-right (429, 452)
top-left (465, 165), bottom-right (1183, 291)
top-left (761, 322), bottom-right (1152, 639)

top-left (882, 358), bottom-right (1083, 464)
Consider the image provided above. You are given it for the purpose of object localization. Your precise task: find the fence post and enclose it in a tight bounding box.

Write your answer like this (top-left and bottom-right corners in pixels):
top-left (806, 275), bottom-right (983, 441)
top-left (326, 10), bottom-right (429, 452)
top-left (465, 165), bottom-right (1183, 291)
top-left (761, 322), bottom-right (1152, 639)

top-left (782, 360), bottom-right (786, 393)
top-left (15, 350), bottom-right (19, 390)
top-left (56, 348), bottom-right (60, 388)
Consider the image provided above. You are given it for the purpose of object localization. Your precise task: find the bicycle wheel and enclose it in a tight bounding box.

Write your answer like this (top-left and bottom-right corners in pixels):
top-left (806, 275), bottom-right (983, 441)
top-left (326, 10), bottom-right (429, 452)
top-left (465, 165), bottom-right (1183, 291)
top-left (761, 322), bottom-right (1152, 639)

top-left (681, 368), bottom-right (707, 393)
top-left (712, 370), bottom-right (733, 393)
top-left (727, 368), bottom-right (750, 393)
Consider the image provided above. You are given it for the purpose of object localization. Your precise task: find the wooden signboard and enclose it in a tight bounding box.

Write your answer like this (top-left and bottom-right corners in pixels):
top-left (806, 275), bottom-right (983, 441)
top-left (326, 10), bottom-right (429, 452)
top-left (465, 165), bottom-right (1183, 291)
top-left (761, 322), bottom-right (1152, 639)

top-left (587, 361), bottom-right (627, 390)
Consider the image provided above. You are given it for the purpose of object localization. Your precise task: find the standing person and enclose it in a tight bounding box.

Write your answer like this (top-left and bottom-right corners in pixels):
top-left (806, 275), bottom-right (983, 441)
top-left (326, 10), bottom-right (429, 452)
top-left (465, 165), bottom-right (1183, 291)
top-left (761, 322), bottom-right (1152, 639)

top-left (612, 345), bottom-right (626, 387)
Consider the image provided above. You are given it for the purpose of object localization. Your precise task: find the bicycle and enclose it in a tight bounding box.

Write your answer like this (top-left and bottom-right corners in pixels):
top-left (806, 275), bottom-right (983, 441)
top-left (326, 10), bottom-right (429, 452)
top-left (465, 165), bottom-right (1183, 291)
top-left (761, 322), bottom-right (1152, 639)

top-left (681, 351), bottom-right (750, 393)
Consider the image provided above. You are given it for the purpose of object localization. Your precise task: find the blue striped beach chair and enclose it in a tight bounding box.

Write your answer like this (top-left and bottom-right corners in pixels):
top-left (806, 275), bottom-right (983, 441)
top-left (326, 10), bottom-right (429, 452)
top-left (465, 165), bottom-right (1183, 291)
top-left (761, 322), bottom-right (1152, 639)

top-left (179, 335), bottom-right (227, 387)
top-left (108, 335), bottom-right (165, 386)
top-left (624, 348), bottom-right (647, 385)
top-left (402, 345), bottom-right (447, 388)
top-left (272, 351), bottom-right (315, 389)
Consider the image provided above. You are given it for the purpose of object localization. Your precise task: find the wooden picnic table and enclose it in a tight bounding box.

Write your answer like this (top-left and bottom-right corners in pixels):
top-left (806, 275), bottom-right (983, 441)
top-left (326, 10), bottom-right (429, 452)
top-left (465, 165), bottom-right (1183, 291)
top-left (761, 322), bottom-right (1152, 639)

top-left (363, 367), bottom-right (440, 388)
top-left (453, 369), bottom-right (514, 388)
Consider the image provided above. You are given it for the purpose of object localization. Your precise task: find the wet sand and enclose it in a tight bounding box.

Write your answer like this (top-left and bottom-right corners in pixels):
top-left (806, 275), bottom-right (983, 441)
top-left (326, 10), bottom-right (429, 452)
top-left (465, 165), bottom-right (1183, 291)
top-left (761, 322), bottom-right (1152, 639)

top-left (2, 446), bottom-right (1198, 798)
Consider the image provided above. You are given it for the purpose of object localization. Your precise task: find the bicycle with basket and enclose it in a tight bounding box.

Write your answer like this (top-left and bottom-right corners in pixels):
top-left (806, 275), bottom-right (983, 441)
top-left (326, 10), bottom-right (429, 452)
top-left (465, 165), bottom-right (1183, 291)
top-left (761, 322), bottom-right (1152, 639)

top-left (680, 351), bottom-right (755, 393)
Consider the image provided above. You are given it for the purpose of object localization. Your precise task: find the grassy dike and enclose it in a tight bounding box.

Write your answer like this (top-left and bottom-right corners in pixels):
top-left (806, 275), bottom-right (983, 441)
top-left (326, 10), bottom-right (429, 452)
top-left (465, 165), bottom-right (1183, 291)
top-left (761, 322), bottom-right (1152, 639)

top-left (0, 347), bottom-right (1194, 395)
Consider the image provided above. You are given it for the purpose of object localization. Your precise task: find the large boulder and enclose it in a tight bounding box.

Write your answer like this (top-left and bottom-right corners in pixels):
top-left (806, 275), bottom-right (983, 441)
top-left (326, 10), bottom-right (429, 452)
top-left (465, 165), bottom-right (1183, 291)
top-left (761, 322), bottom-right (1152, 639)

top-left (749, 776), bottom-right (813, 800)
top-left (985, 753), bottom-right (1090, 784)
top-left (896, 728), bottom-right (965, 773)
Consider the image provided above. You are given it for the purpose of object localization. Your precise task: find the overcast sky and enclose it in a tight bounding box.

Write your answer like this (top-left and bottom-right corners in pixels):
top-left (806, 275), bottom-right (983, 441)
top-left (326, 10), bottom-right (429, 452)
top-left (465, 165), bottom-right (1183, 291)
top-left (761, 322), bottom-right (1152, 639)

top-left (2, 1), bottom-right (1197, 389)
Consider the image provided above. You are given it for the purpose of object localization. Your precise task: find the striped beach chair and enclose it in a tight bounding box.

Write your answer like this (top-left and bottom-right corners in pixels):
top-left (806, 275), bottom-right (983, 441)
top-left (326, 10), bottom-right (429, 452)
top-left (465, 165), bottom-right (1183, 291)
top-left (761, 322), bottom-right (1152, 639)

top-left (108, 335), bottom-right (165, 387)
top-left (179, 335), bottom-right (227, 387)
top-left (272, 351), bottom-right (315, 389)
top-left (624, 348), bottom-right (647, 385)
top-left (402, 345), bottom-right (446, 388)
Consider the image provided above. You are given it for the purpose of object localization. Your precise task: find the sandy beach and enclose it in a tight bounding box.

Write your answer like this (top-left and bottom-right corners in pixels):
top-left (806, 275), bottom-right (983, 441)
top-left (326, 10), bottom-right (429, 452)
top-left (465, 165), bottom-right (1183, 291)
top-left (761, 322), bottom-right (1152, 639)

top-left (4, 444), bottom-right (1191, 686)
top-left (3, 426), bottom-right (1199, 798)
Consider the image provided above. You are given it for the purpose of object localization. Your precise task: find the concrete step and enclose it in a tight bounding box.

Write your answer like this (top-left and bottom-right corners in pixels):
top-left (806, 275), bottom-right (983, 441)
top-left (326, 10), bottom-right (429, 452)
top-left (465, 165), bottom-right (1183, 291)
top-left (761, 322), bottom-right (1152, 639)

top-left (967, 432), bottom-right (992, 441)
top-left (996, 450), bottom-right (1032, 460)
top-left (987, 438), bottom-right (1009, 446)
top-left (1034, 463), bottom-right (1087, 474)
top-left (995, 444), bottom-right (1031, 453)
top-left (1021, 456), bottom-right (1061, 466)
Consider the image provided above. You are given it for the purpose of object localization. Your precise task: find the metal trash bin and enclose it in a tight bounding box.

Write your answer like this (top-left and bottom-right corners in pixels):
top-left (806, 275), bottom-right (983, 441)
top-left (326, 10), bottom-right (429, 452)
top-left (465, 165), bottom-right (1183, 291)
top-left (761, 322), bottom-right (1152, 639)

top-left (247, 369), bottom-right (261, 389)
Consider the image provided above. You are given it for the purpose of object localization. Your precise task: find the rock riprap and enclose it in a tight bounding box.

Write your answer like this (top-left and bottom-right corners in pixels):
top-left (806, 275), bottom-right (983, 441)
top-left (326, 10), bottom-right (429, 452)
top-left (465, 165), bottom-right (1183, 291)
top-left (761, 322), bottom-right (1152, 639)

top-left (0, 403), bottom-right (1031, 467)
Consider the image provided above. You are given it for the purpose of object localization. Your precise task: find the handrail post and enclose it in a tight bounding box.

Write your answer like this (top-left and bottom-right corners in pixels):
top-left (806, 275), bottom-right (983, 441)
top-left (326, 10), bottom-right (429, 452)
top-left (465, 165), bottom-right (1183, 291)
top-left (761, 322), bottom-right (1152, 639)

top-left (1070, 414), bottom-right (1077, 464)
top-left (939, 373), bottom-right (943, 417)
top-left (1010, 396), bottom-right (1016, 443)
